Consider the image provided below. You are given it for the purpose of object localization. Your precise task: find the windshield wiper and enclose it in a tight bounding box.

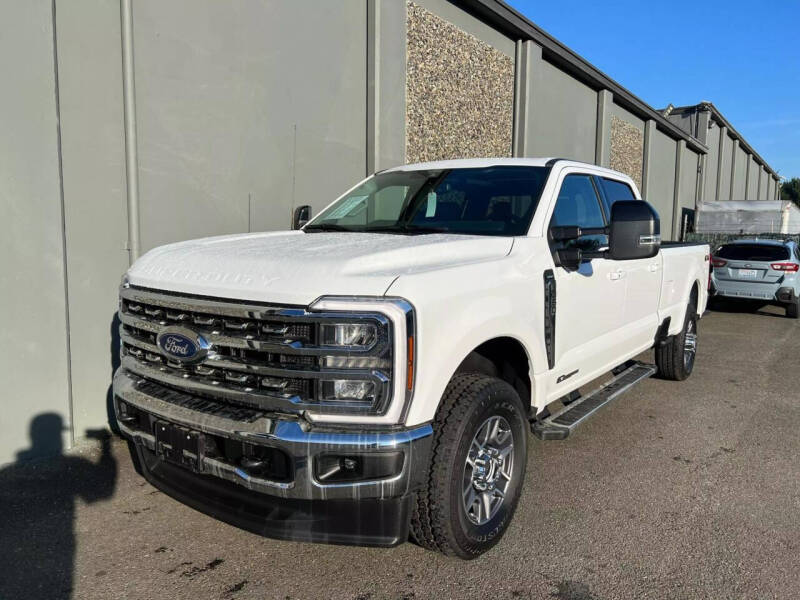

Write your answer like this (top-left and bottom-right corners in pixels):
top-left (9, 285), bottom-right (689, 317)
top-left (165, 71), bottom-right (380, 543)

top-left (365, 224), bottom-right (451, 235)
top-left (303, 223), bottom-right (353, 232)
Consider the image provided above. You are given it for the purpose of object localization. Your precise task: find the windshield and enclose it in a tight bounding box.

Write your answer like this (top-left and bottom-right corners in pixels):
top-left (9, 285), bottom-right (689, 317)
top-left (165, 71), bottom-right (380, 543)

top-left (305, 166), bottom-right (550, 236)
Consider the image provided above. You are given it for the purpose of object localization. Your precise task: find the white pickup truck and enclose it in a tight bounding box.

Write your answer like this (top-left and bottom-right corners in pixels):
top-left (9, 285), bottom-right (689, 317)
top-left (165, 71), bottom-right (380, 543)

top-left (114, 158), bottom-right (709, 559)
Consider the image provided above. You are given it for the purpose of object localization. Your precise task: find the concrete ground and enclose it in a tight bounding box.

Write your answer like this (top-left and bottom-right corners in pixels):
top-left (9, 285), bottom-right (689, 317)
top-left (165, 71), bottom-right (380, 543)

top-left (2, 301), bottom-right (799, 600)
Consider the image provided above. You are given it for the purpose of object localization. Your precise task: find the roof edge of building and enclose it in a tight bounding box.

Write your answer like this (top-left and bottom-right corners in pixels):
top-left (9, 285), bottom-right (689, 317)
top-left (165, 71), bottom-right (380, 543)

top-left (456, 0), bottom-right (713, 154)
top-left (667, 102), bottom-right (779, 179)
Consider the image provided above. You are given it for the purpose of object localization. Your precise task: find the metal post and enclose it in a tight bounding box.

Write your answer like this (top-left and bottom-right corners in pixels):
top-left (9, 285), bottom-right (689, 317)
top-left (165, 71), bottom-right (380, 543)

top-left (595, 90), bottom-right (612, 167)
top-left (729, 139), bottom-right (739, 200)
top-left (715, 125), bottom-right (726, 201)
top-left (744, 153), bottom-right (751, 200)
top-left (641, 119), bottom-right (655, 198)
top-left (512, 41), bottom-right (539, 157)
top-left (673, 140), bottom-right (685, 239)
top-left (366, 0), bottom-right (379, 175)
top-left (121, 0), bottom-right (140, 263)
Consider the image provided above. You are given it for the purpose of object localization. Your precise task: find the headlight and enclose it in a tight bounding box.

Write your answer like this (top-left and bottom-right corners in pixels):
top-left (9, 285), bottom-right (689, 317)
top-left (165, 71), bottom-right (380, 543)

top-left (308, 297), bottom-right (415, 424)
top-left (320, 322), bottom-right (377, 347)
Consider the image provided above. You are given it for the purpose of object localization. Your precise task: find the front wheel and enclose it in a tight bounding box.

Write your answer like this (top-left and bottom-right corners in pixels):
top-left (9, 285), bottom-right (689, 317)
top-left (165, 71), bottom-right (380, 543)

top-left (655, 304), bottom-right (698, 381)
top-left (409, 373), bottom-right (528, 559)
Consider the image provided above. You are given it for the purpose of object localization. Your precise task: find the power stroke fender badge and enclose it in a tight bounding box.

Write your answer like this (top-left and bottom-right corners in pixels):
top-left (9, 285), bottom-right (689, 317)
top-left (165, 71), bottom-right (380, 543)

top-left (156, 327), bottom-right (211, 364)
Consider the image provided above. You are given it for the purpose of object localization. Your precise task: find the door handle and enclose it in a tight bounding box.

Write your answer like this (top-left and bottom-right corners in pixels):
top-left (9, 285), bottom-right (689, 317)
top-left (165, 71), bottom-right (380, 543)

top-left (648, 263), bottom-right (659, 272)
top-left (608, 269), bottom-right (625, 281)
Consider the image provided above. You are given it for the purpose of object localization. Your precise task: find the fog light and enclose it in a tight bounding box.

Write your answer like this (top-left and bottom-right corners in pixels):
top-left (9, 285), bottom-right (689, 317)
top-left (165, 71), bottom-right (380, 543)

top-left (314, 452), bottom-right (404, 483)
top-left (321, 380), bottom-right (375, 403)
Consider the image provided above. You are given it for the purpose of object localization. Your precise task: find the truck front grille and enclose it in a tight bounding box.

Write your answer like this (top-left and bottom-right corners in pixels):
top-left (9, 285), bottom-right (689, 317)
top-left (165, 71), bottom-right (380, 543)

top-left (118, 286), bottom-right (393, 415)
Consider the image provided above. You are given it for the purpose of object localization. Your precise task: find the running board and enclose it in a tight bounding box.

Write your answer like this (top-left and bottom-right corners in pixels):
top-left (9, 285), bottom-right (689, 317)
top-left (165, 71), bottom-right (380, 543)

top-left (531, 362), bottom-right (657, 441)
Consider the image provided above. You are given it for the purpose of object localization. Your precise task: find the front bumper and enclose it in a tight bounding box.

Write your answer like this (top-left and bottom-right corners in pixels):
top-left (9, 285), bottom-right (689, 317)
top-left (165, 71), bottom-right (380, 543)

top-left (113, 369), bottom-right (433, 546)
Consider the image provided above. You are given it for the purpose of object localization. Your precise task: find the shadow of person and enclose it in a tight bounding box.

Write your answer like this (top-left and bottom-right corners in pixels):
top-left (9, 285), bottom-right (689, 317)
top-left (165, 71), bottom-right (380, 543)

top-left (0, 414), bottom-right (117, 600)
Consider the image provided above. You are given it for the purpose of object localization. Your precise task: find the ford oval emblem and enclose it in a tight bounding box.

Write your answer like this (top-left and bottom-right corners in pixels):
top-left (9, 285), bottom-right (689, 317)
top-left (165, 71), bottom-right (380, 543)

top-left (156, 327), bottom-right (210, 364)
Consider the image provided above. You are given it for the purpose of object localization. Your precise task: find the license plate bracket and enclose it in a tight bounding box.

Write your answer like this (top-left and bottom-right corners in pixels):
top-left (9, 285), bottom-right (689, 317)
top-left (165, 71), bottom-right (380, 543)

top-left (154, 420), bottom-right (203, 472)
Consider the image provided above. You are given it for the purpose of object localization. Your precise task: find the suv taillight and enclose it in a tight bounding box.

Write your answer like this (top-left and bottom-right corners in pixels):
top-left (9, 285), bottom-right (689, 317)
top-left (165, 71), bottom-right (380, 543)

top-left (771, 262), bottom-right (799, 272)
top-left (711, 257), bottom-right (727, 268)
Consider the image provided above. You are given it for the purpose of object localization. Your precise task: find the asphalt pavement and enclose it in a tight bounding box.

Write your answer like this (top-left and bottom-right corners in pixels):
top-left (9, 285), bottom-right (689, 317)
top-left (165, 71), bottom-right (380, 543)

top-left (2, 300), bottom-right (799, 600)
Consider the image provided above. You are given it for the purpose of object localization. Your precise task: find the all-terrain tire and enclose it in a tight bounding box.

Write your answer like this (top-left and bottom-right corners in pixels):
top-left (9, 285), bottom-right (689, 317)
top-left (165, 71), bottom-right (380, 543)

top-left (655, 303), bottom-right (698, 381)
top-left (409, 373), bottom-right (528, 559)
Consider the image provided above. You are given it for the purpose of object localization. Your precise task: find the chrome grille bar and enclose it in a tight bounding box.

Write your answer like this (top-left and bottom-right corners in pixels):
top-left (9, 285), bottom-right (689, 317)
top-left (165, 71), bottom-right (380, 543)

top-left (118, 286), bottom-right (395, 415)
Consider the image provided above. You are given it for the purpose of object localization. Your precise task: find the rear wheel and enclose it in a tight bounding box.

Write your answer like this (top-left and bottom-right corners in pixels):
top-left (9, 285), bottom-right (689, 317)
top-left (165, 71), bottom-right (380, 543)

top-left (787, 298), bottom-right (799, 319)
top-left (410, 373), bottom-right (528, 559)
top-left (655, 304), bottom-right (698, 381)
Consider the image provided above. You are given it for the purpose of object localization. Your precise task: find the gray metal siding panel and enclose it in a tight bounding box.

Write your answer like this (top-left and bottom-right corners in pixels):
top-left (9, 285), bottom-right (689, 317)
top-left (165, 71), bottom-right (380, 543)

top-left (719, 135), bottom-right (733, 201)
top-left (679, 145), bottom-right (699, 215)
top-left (527, 59), bottom-right (597, 163)
top-left (648, 130), bottom-right (677, 240)
top-left (56, 0), bottom-right (130, 439)
top-left (376, 0), bottom-right (407, 169)
top-left (132, 0), bottom-right (368, 252)
top-left (746, 159), bottom-right (759, 199)
top-left (0, 0), bottom-right (72, 464)
top-left (732, 145), bottom-right (747, 199)
top-left (758, 166), bottom-right (768, 199)
top-left (703, 125), bottom-right (720, 202)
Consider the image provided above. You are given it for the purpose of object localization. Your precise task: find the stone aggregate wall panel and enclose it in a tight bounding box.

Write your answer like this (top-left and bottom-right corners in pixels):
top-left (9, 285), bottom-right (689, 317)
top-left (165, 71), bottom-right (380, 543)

top-left (406, 1), bottom-right (513, 163)
top-left (610, 115), bottom-right (644, 190)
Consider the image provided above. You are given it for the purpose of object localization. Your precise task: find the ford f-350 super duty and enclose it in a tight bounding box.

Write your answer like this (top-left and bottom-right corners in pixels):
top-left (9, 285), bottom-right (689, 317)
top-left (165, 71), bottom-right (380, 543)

top-left (114, 158), bottom-right (710, 559)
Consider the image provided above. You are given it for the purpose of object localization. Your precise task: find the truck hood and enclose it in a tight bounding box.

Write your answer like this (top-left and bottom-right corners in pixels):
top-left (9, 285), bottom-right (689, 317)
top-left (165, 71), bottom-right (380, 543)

top-left (127, 231), bottom-right (513, 305)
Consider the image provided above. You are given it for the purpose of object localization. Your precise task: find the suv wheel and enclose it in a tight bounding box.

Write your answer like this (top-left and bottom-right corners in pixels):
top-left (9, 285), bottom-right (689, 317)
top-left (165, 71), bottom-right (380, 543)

top-left (655, 303), bottom-right (698, 381)
top-left (410, 373), bottom-right (528, 559)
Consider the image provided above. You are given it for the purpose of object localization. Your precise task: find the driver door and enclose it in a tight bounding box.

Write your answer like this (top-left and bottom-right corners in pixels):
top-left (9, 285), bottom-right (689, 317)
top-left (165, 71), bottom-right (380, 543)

top-left (545, 172), bottom-right (627, 398)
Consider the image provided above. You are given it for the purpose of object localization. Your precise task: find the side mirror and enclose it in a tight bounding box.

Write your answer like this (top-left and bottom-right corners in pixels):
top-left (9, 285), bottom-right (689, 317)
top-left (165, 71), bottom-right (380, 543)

top-left (608, 201), bottom-right (660, 260)
top-left (293, 205), bottom-right (311, 230)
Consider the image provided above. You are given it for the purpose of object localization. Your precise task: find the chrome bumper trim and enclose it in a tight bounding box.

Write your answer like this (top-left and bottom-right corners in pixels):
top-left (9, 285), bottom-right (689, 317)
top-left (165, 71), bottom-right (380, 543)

top-left (114, 369), bottom-right (433, 500)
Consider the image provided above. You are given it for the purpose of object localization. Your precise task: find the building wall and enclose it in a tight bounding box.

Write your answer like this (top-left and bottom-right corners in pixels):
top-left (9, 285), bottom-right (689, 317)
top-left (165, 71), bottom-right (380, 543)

top-left (525, 59), bottom-right (597, 162)
top-left (608, 104), bottom-right (644, 190)
top-left (405, 1), bottom-right (514, 162)
top-left (0, 0), bottom-right (72, 465)
top-left (56, 0), bottom-right (130, 443)
top-left (648, 129), bottom-right (677, 240)
top-left (133, 0), bottom-right (369, 252)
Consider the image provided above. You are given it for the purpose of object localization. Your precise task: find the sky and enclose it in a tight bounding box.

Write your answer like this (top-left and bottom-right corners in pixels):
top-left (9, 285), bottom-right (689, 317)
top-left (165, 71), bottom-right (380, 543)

top-left (506, 0), bottom-right (800, 181)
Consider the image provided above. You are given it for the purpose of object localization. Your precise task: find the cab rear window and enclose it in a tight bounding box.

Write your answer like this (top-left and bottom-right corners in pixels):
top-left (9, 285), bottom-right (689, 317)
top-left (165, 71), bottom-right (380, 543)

top-left (715, 244), bottom-right (789, 261)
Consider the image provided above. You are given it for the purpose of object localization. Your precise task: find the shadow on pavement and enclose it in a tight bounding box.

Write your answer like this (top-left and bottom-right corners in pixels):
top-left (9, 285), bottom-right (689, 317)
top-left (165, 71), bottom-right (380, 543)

top-left (708, 297), bottom-right (789, 318)
top-left (0, 414), bottom-right (118, 600)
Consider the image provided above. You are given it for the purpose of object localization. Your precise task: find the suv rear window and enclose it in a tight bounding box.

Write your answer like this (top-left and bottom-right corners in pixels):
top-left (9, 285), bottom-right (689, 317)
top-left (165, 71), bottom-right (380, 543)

top-left (716, 244), bottom-right (790, 261)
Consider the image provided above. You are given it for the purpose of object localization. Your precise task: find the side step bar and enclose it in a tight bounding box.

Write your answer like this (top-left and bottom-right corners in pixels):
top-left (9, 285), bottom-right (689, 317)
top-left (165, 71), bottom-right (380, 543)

top-left (531, 361), bottom-right (657, 440)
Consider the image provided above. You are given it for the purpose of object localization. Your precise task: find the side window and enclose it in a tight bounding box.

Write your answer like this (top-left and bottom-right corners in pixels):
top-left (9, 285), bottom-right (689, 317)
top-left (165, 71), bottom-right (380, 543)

top-left (599, 177), bottom-right (636, 214)
top-left (551, 174), bottom-right (607, 252)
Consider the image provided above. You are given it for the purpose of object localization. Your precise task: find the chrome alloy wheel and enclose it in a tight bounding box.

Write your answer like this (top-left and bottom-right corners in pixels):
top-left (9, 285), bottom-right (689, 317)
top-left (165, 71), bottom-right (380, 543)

top-left (462, 416), bottom-right (515, 526)
top-left (684, 318), bottom-right (697, 371)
